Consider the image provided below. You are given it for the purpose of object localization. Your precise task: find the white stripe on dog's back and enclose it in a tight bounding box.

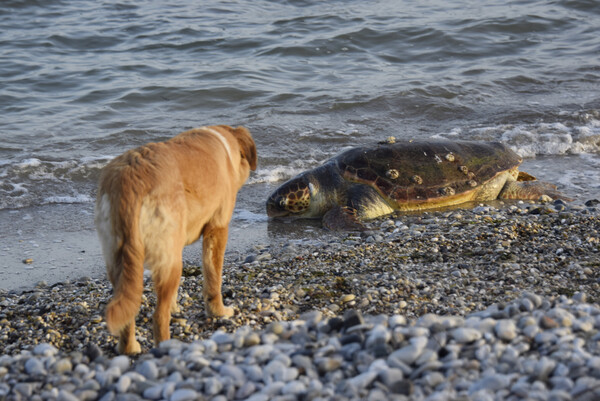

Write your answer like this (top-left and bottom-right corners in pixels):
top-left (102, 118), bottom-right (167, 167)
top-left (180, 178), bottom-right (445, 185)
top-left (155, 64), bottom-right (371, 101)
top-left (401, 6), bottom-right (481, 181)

top-left (200, 126), bottom-right (234, 165)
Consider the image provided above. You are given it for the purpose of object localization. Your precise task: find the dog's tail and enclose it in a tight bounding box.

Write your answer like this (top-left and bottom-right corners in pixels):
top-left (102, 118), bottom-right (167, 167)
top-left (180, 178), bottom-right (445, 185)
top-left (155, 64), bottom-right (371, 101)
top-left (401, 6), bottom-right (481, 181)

top-left (102, 151), bottom-right (151, 335)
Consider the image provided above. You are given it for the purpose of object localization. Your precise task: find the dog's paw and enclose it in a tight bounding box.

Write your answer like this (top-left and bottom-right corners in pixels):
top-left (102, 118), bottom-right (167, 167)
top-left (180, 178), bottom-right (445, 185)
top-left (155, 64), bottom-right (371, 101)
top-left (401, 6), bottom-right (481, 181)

top-left (170, 302), bottom-right (181, 314)
top-left (117, 339), bottom-right (142, 355)
top-left (208, 305), bottom-right (234, 319)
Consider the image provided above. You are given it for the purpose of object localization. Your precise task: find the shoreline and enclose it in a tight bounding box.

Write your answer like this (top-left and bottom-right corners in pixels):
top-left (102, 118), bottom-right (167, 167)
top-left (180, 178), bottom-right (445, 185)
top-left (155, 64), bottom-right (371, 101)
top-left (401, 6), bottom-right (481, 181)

top-left (1, 200), bottom-right (600, 399)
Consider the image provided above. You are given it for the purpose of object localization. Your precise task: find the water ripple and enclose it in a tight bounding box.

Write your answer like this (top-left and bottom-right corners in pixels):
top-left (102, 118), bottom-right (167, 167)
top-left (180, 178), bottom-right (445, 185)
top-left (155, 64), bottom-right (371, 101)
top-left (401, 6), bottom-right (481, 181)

top-left (1, 0), bottom-right (599, 208)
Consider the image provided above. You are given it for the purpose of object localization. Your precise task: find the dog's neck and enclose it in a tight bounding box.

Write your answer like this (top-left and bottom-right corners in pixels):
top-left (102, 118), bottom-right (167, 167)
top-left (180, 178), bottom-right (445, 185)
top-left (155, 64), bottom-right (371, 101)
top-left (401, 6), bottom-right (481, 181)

top-left (199, 126), bottom-right (234, 166)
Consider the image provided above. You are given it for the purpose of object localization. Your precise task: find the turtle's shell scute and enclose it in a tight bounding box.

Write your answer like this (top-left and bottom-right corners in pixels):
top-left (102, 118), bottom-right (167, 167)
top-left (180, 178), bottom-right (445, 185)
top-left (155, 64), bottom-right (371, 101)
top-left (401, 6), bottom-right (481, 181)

top-left (335, 140), bottom-right (522, 204)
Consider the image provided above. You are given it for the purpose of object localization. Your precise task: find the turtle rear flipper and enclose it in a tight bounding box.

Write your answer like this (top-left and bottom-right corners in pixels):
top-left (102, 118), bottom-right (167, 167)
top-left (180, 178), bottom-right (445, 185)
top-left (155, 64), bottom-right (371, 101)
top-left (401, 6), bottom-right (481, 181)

top-left (517, 171), bottom-right (537, 181)
top-left (499, 180), bottom-right (573, 202)
top-left (323, 206), bottom-right (367, 231)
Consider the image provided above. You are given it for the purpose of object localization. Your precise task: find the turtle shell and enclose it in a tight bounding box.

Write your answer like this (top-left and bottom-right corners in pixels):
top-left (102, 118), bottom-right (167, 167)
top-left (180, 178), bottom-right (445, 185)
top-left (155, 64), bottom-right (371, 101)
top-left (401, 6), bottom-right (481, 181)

top-left (335, 140), bottom-right (522, 207)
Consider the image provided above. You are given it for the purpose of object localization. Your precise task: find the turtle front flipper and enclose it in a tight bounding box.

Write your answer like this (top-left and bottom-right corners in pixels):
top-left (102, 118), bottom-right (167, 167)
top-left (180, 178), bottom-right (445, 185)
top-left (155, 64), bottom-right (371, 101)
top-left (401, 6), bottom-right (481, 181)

top-left (323, 184), bottom-right (395, 231)
top-left (499, 180), bottom-right (573, 202)
top-left (323, 206), bottom-right (367, 231)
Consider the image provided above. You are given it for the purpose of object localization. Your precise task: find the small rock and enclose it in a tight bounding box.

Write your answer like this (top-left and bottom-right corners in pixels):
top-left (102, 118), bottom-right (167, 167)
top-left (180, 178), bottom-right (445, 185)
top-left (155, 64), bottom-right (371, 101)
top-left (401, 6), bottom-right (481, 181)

top-left (203, 378), bottom-right (223, 396)
top-left (540, 315), bottom-right (559, 329)
top-left (137, 360), bottom-right (159, 381)
top-left (25, 358), bottom-right (46, 375)
top-left (85, 343), bottom-right (103, 361)
top-left (143, 384), bottom-right (166, 400)
top-left (343, 309), bottom-right (364, 329)
top-left (170, 388), bottom-right (199, 401)
top-left (13, 383), bottom-right (34, 398)
top-left (347, 371), bottom-right (378, 389)
top-left (495, 319), bottom-right (518, 341)
top-left (469, 374), bottom-right (513, 393)
top-left (33, 343), bottom-right (58, 357)
top-left (115, 375), bottom-right (131, 393)
top-left (244, 332), bottom-right (261, 347)
top-left (316, 357), bottom-right (343, 374)
top-left (57, 390), bottom-right (79, 401)
top-left (388, 336), bottom-right (427, 365)
top-left (110, 355), bottom-right (130, 372)
top-left (281, 380), bottom-right (307, 395)
top-left (219, 364), bottom-right (246, 387)
top-left (340, 294), bottom-right (356, 303)
top-left (451, 327), bottom-right (482, 343)
top-left (235, 381), bottom-right (256, 399)
top-left (52, 358), bottom-right (73, 374)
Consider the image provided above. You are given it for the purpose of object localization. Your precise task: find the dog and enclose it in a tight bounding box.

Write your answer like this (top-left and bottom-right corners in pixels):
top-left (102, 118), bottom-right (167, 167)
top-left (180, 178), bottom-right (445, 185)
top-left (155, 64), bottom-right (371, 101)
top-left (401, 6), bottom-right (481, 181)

top-left (94, 125), bottom-right (257, 354)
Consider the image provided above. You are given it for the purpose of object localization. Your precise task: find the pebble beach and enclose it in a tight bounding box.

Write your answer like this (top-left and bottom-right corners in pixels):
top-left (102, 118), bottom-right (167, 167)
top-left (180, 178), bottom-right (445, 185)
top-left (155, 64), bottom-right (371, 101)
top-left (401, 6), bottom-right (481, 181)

top-left (1, 199), bottom-right (600, 400)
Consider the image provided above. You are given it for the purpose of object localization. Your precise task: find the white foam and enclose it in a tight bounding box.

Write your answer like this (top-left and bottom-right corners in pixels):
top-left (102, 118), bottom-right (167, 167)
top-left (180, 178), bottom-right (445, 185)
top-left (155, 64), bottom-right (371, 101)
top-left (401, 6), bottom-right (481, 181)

top-left (43, 194), bottom-right (94, 205)
top-left (455, 119), bottom-right (600, 158)
top-left (431, 127), bottom-right (462, 138)
top-left (8, 182), bottom-right (28, 195)
top-left (16, 158), bottom-right (42, 168)
top-left (248, 165), bottom-right (307, 185)
top-left (0, 156), bottom-right (108, 210)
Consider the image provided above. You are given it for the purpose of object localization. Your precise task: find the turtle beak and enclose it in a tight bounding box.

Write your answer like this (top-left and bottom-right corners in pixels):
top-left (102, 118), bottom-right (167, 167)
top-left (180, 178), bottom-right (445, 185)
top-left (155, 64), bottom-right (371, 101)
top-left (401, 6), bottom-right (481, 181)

top-left (266, 194), bottom-right (289, 217)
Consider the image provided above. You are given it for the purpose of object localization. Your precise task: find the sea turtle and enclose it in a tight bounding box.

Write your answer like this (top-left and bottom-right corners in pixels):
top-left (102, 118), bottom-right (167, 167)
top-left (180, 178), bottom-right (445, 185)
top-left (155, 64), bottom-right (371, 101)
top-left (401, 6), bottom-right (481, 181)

top-left (266, 140), bottom-right (571, 230)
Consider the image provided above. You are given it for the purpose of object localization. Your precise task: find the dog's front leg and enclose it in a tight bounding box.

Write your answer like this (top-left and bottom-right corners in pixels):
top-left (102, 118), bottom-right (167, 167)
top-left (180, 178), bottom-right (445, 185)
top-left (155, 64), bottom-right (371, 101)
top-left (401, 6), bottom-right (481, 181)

top-left (202, 225), bottom-right (234, 318)
top-left (117, 322), bottom-right (141, 355)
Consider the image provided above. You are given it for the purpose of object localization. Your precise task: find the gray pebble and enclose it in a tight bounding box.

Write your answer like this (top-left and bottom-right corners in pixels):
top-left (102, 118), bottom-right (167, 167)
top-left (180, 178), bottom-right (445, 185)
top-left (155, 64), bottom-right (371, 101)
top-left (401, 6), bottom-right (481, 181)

top-left (235, 381), bottom-right (257, 399)
top-left (203, 377), bottom-right (223, 396)
top-left (110, 355), bottom-right (130, 372)
top-left (170, 389), bottom-right (199, 401)
top-left (52, 358), bottom-right (73, 374)
top-left (451, 327), bottom-right (482, 343)
top-left (115, 375), bottom-right (132, 393)
top-left (469, 374), bottom-right (513, 393)
top-left (495, 319), bottom-right (518, 341)
top-left (281, 380), bottom-right (307, 395)
top-left (388, 336), bottom-right (427, 365)
top-left (347, 371), bottom-right (378, 389)
top-left (143, 384), bottom-right (165, 401)
top-left (219, 364), bottom-right (246, 387)
top-left (136, 360), bottom-right (159, 381)
top-left (58, 389), bottom-right (80, 401)
top-left (13, 383), bottom-right (34, 398)
top-left (33, 343), bottom-right (58, 357)
top-left (25, 358), bottom-right (46, 375)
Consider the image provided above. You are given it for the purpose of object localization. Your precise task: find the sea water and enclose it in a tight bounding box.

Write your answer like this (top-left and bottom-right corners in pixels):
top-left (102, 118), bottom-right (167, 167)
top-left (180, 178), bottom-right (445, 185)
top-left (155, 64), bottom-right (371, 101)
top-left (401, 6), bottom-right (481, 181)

top-left (1, 0), bottom-right (599, 289)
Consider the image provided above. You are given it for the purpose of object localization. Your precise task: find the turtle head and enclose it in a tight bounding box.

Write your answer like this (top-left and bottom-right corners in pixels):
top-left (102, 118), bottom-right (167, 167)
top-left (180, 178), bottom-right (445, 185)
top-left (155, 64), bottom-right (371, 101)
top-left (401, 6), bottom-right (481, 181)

top-left (266, 176), bottom-right (314, 218)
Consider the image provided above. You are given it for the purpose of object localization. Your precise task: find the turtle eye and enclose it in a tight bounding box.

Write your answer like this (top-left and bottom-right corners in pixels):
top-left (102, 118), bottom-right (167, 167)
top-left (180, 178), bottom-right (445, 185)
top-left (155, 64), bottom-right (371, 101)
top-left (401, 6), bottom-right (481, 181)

top-left (278, 197), bottom-right (287, 209)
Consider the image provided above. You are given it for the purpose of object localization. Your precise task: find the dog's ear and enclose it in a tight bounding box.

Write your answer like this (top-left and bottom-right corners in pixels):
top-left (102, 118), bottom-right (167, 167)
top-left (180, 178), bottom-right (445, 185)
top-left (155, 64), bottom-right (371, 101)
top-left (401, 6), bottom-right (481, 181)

top-left (224, 126), bottom-right (257, 171)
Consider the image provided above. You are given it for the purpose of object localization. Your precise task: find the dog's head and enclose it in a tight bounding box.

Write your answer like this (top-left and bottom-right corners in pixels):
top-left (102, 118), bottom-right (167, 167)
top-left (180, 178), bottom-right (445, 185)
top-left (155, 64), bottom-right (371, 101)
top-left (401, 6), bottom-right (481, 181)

top-left (220, 125), bottom-right (257, 172)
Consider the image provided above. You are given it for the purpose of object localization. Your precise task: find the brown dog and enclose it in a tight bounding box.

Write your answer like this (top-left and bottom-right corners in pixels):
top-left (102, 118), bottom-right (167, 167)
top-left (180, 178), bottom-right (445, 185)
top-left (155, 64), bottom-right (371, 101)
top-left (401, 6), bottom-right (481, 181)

top-left (94, 125), bottom-right (257, 354)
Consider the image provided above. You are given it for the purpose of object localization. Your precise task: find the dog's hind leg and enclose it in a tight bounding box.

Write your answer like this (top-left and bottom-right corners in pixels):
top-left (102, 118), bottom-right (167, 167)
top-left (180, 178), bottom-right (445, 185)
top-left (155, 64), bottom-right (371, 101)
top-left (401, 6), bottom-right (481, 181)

top-left (152, 259), bottom-right (182, 346)
top-left (202, 225), bottom-right (234, 318)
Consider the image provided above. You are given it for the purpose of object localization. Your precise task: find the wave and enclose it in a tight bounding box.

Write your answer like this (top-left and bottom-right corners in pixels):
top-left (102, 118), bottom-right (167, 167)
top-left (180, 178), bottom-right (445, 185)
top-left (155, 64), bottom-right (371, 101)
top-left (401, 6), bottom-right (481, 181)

top-left (433, 112), bottom-right (600, 158)
top-left (0, 156), bottom-right (110, 210)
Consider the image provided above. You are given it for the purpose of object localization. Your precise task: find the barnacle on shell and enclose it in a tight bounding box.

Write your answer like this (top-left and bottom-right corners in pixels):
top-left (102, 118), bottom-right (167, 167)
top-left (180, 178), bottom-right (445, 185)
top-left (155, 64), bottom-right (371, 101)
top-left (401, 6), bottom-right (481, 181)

top-left (411, 175), bottom-right (423, 185)
top-left (386, 169), bottom-right (400, 179)
top-left (438, 186), bottom-right (455, 196)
